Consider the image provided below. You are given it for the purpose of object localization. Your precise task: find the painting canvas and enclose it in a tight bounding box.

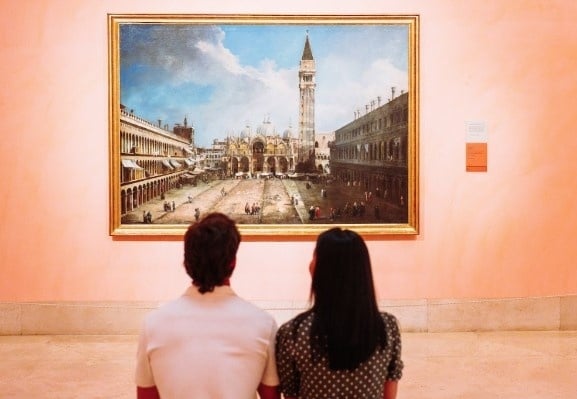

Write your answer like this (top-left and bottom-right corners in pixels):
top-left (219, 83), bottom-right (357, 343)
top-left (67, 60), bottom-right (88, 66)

top-left (108, 14), bottom-right (419, 236)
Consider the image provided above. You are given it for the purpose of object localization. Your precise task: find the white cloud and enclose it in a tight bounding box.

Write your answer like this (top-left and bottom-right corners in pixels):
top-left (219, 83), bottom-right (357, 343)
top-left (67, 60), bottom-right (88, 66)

top-left (121, 24), bottom-right (409, 147)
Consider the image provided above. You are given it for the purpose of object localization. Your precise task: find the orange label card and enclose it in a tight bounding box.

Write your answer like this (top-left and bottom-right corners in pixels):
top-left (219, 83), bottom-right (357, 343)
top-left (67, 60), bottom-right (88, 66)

top-left (466, 142), bottom-right (487, 172)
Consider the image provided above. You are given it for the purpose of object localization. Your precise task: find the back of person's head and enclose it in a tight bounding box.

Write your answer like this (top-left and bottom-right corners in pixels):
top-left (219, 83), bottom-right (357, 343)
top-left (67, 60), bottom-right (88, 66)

top-left (183, 212), bottom-right (241, 294)
top-left (312, 228), bottom-right (376, 310)
top-left (310, 227), bottom-right (386, 370)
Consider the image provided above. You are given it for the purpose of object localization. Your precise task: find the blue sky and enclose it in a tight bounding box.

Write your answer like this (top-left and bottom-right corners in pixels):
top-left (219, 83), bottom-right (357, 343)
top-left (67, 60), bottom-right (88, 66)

top-left (120, 23), bottom-right (409, 147)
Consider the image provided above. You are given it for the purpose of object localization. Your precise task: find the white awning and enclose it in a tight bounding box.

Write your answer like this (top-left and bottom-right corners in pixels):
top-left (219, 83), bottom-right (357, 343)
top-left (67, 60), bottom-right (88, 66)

top-left (169, 159), bottom-right (182, 168)
top-left (121, 159), bottom-right (143, 169)
top-left (162, 160), bottom-right (174, 169)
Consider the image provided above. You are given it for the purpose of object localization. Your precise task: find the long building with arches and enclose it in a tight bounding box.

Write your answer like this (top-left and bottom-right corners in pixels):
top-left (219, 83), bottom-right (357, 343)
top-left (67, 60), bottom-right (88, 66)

top-left (330, 90), bottom-right (409, 207)
top-left (119, 105), bottom-right (195, 220)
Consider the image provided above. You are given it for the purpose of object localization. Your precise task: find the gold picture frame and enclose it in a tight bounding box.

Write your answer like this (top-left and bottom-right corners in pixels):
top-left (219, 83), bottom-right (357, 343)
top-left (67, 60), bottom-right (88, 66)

top-left (108, 14), bottom-right (419, 237)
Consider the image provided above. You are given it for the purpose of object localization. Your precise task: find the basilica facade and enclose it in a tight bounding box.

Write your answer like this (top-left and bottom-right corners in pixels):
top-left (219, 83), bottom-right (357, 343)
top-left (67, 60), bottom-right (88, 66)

top-left (224, 119), bottom-right (300, 177)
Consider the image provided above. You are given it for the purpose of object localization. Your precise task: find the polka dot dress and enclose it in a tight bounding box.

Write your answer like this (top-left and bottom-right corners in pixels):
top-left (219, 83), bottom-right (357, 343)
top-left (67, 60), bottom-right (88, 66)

top-left (275, 312), bottom-right (403, 399)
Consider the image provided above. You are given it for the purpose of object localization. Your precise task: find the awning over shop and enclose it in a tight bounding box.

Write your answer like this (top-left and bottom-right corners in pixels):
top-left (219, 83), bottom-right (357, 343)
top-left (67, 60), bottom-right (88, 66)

top-left (169, 160), bottom-right (182, 168)
top-left (184, 159), bottom-right (194, 166)
top-left (121, 159), bottom-right (143, 169)
top-left (162, 160), bottom-right (174, 169)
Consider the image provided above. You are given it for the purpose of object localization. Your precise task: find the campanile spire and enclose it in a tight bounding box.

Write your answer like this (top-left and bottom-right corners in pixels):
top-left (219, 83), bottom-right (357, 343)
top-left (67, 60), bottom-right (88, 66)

top-left (298, 33), bottom-right (316, 169)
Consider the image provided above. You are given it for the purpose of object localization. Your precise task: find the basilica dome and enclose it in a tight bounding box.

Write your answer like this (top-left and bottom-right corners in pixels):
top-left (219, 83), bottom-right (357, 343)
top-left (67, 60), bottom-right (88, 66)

top-left (240, 125), bottom-right (252, 139)
top-left (283, 126), bottom-right (293, 140)
top-left (256, 118), bottom-right (276, 137)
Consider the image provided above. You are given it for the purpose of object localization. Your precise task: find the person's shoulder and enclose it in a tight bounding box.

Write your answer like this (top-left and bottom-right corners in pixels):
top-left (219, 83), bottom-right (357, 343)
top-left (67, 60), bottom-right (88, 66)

top-left (380, 311), bottom-right (401, 327)
top-left (278, 310), bottom-right (313, 335)
top-left (149, 295), bottom-right (187, 313)
top-left (232, 295), bottom-right (277, 324)
top-left (141, 297), bottom-right (184, 326)
top-left (234, 295), bottom-right (272, 314)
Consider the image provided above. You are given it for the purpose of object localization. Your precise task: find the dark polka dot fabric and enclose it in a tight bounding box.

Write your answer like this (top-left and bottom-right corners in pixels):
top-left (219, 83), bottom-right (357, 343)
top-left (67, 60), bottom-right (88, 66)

top-left (275, 312), bottom-right (403, 399)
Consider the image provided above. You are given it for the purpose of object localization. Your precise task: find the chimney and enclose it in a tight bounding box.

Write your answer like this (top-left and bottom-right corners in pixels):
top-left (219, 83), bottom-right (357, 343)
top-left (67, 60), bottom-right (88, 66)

top-left (158, 119), bottom-right (162, 128)
top-left (377, 96), bottom-right (381, 107)
top-left (391, 86), bottom-right (396, 100)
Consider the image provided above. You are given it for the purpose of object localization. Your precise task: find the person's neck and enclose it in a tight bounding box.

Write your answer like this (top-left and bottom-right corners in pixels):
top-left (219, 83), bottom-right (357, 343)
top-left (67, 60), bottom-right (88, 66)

top-left (191, 279), bottom-right (230, 288)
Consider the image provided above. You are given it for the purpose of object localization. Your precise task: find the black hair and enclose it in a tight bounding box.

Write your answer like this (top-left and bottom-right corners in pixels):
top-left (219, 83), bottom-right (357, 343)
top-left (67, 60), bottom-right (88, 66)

top-left (309, 227), bottom-right (386, 370)
top-left (183, 212), bottom-right (241, 294)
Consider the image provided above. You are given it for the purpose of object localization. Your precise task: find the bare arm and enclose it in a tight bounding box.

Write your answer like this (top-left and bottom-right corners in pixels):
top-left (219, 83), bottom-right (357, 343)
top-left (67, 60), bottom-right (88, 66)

top-left (137, 386), bottom-right (160, 399)
top-left (383, 380), bottom-right (398, 399)
top-left (257, 383), bottom-right (281, 399)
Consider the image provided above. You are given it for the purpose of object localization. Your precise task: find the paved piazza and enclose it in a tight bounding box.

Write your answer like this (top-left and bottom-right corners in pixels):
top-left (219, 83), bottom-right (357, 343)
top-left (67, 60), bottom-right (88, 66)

top-left (125, 177), bottom-right (406, 226)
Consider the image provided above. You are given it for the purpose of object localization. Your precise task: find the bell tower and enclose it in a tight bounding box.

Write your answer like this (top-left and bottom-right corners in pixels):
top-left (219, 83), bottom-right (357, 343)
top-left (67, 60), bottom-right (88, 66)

top-left (298, 33), bottom-right (316, 169)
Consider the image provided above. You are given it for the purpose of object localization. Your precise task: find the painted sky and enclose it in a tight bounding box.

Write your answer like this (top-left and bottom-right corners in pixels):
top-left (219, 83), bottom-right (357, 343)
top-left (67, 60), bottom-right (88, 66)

top-left (120, 22), bottom-right (409, 147)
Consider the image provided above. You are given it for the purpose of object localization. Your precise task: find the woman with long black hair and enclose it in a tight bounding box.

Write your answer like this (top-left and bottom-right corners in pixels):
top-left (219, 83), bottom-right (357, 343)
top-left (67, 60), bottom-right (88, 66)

top-left (275, 228), bottom-right (403, 399)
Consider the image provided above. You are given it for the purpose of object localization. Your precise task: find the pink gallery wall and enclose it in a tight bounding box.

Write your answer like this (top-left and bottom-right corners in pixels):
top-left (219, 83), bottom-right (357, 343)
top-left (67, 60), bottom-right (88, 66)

top-left (1, 0), bottom-right (576, 303)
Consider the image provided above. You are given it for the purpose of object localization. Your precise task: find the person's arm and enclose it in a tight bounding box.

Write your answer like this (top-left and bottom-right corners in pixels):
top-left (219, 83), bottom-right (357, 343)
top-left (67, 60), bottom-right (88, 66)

top-left (137, 386), bottom-right (160, 399)
top-left (383, 380), bottom-right (398, 399)
top-left (257, 382), bottom-right (281, 399)
top-left (382, 313), bottom-right (403, 399)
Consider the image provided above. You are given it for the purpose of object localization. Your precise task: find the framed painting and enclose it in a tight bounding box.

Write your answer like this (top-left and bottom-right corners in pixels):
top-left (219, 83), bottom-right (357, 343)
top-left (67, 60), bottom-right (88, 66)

top-left (108, 14), bottom-right (419, 237)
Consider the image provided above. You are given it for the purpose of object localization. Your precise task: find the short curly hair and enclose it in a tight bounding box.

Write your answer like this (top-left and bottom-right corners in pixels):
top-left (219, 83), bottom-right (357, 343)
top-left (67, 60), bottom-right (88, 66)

top-left (183, 213), bottom-right (241, 293)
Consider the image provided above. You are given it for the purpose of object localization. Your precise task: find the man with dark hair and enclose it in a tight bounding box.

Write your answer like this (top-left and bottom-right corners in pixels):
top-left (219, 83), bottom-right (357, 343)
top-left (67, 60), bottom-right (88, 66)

top-left (135, 213), bottom-right (280, 399)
